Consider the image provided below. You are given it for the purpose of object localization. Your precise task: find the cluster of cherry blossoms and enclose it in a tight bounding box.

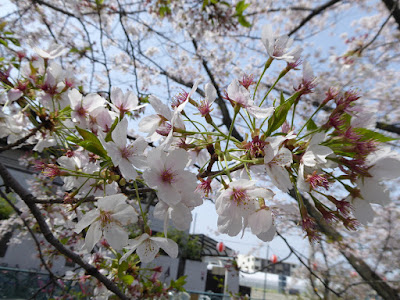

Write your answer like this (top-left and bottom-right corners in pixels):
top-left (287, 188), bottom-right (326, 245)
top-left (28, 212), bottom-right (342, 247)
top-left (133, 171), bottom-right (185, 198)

top-left (0, 22), bottom-right (399, 298)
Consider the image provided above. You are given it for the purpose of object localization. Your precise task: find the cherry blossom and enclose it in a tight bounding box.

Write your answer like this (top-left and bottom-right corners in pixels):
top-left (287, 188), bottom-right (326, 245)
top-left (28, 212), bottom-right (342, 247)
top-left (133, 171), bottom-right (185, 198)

top-left (226, 79), bottom-right (274, 119)
top-left (74, 194), bottom-right (137, 251)
top-left (103, 118), bottom-right (147, 181)
top-left (261, 24), bottom-right (302, 63)
top-left (110, 87), bottom-right (147, 117)
top-left (120, 233), bottom-right (178, 263)
top-left (215, 179), bottom-right (275, 240)
top-left (264, 138), bottom-right (293, 193)
top-left (33, 43), bottom-right (69, 59)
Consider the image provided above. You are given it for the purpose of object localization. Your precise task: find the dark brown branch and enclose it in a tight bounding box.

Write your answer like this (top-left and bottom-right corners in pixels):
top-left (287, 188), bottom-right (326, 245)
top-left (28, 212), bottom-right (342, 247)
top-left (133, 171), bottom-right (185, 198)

top-left (0, 162), bottom-right (129, 300)
top-left (376, 122), bottom-right (400, 135)
top-left (288, 0), bottom-right (342, 37)
top-left (191, 39), bottom-right (243, 142)
top-left (0, 125), bottom-right (42, 153)
top-left (381, 0), bottom-right (400, 30)
top-left (31, 0), bottom-right (76, 17)
top-left (358, 1), bottom-right (397, 54)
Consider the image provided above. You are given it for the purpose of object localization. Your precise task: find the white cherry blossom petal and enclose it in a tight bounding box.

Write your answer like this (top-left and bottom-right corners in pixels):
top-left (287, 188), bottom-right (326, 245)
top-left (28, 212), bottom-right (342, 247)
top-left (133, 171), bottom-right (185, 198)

top-left (248, 209), bottom-right (273, 235)
top-left (103, 224), bottom-right (129, 251)
top-left (85, 221), bottom-right (102, 251)
top-left (257, 225), bottom-right (276, 242)
top-left (75, 210), bottom-right (100, 233)
top-left (136, 239), bottom-right (160, 263)
top-left (151, 237), bottom-right (179, 259)
top-left (247, 105), bottom-right (274, 119)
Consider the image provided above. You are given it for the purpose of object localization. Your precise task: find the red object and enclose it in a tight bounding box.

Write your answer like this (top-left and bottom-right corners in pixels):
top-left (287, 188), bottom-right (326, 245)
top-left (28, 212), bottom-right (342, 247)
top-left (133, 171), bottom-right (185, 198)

top-left (217, 242), bottom-right (225, 253)
top-left (271, 254), bottom-right (278, 264)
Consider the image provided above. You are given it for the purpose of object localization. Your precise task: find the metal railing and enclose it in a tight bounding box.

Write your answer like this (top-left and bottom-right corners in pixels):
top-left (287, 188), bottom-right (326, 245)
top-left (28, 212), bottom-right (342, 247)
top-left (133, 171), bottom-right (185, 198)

top-left (0, 266), bottom-right (88, 299)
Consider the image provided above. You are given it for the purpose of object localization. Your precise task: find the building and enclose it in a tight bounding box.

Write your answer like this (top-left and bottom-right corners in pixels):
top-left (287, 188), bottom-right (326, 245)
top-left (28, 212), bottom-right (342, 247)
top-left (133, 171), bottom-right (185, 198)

top-left (237, 254), bottom-right (296, 276)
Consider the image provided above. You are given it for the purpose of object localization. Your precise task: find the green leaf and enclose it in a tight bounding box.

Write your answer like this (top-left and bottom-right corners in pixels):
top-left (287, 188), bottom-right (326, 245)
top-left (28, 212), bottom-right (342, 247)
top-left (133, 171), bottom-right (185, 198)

top-left (170, 276), bottom-right (187, 291)
top-left (280, 91), bottom-right (285, 105)
top-left (117, 260), bottom-right (129, 278)
top-left (78, 140), bottom-right (108, 158)
top-left (66, 136), bottom-right (81, 144)
top-left (306, 119), bottom-right (318, 131)
top-left (353, 128), bottom-right (398, 142)
top-left (75, 127), bottom-right (108, 158)
top-left (121, 275), bottom-right (134, 285)
top-left (236, 0), bottom-right (249, 14)
top-left (9, 38), bottom-right (20, 47)
top-left (238, 15), bottom-right (251, 28)
top-left (0, 39), bottom-right (8, 47)
top-left (105, 118), bottom-right (119, 142)
top-left (265, 91), bottom-right (300, 136)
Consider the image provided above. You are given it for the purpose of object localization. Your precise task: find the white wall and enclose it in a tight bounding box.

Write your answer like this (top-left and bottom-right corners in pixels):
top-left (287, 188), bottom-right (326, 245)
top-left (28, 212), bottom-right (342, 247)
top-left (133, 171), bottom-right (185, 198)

top-left (0, 233), bottom-right (73, 275)
top-left (142, 255), bottom-right (179, 285)
top-left (183, 260), bottom-right (207, 291)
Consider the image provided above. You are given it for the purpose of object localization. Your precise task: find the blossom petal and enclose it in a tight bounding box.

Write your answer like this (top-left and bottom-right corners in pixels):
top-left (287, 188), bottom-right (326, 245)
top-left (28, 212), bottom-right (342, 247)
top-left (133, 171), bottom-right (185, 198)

top-left (165, 148), bottom-right (189, 171)
top-left (138, 114), bottom-right (161, 134)
top-left (151, 237), bottom-right (179, 259)
top-left (104, 225), bottom-right (129, 251)
top-left (119, 161), bottom-right (138, 180)
top-left (358, 178), bottom-right (391, 206)
top-left (137, 239), bottom-right (160, 263)
top-left (149, 95), bottom-right (172, 120)
top-left (217, 215), bottom-right (242, 236)
top-left (97, 194), bottom-right (127, 211)
top-left (247, 105), bottom-right (274, 119)
top-left (257, 225), bottom-right (276, 242)
top-left (111, 205), bottom-right (137, 225)
top-left (75, 210), bottom-right (99, 233)
top-left (205, 83), bottom-right (217, 104)
top-left (170, 203), bottom-right (192, 230)
top-left (267, 165), bottom-right (293, 193)
top-left (112, 118), bottom-right (128, 148)
top-left (153, 201), bottom-right (169, 220)
top-left (248, 209), bottom-right (273, 235)
top-left (84, 221), bottom-right (102, 251)
top-left (370, 156), bottom-right (400, 180)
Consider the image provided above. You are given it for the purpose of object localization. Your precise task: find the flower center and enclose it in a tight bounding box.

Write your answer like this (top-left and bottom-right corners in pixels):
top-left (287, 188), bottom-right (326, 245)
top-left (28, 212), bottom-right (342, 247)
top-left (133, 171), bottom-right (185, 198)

top-left (99, 210), bottom-right (112, 227)
top-left (120, 146), bottom-right (134, 159)
top-left (230, 188), bottom-right (249, 205)
top-left (305, 171), bottom-right (329, 190)
top-left (160, 169), bottom-right (175, 184)
top-left (76, 105), bottom-right (87, 117)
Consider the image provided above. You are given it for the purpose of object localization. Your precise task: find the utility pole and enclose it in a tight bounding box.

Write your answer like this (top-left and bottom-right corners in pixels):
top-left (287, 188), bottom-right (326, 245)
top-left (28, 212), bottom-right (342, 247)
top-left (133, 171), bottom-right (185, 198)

top-left (263, 244), bottom-right (270, 300)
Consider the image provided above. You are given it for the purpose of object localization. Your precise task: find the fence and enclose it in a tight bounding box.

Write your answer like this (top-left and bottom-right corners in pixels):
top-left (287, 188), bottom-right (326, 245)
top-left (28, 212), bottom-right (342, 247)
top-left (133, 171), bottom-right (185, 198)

top-left (0, 266), bottom-right (88, 299)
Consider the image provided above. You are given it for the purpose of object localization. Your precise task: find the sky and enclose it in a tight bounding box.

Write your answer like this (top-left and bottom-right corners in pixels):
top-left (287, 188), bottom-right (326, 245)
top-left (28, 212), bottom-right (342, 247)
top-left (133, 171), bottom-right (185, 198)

top-left (191, 201), bottom-right (309, 264)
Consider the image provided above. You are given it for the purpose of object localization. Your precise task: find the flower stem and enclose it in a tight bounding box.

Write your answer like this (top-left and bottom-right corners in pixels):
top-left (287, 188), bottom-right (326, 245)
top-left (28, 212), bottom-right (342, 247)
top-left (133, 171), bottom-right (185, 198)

top-left (253, 57), bottom-right (273, 100)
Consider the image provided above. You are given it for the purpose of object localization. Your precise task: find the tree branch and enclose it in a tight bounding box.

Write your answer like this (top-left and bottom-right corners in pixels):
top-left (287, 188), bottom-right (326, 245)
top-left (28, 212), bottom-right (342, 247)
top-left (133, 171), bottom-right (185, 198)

top-left (300, 194), bottom-right (400, 300)
top-left (0, 162), bottom-right (128, 300)
top-left (288, 0), bottom-right (342, 37)
top-left (0, 125), bottom-right (42, 153)
top-left (191, 39), bottom-right (243, 142)
top-left (277, 231), bottom-right (340, 297)
top-left (0, 189), bottom-right (57, 279)
top-left (381, 0), bottom-right (400, 30)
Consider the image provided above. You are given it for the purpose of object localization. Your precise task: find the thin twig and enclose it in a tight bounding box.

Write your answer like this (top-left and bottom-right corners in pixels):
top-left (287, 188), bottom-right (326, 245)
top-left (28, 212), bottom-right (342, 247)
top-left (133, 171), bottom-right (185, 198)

top-left (277, 231), bottom-right (341, 297)
top-left (0, 189), bottom-right (57, 280)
